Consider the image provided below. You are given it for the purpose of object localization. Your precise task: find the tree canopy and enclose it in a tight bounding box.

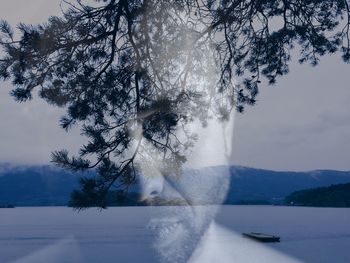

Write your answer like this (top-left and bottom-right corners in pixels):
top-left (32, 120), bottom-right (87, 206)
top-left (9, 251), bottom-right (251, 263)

top-left (1, 0), bottom-right (349, 208)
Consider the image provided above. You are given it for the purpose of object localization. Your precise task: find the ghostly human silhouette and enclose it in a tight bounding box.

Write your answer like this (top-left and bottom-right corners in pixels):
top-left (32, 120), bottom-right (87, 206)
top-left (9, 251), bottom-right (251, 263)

top-left (132, 117), bottom-right (234, 263)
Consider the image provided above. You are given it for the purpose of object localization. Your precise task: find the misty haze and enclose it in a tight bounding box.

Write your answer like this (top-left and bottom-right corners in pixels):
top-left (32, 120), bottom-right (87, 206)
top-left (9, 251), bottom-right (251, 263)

top-left (1, 1), bottom-right (350, 263)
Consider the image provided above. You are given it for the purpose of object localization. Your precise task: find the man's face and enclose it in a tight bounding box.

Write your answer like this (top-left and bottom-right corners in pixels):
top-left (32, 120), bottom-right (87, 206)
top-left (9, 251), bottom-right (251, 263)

top-left (129, 21), bottom-right (235, 259)
top-left (145, 175), bottom-right (230, 263)
top-left (134, 118), bottom-right (234, 263)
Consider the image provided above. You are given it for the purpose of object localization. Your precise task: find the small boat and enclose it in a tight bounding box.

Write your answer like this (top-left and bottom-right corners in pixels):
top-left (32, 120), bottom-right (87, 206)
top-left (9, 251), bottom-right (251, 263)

top-left (242, 232), bottom-right (280, 242)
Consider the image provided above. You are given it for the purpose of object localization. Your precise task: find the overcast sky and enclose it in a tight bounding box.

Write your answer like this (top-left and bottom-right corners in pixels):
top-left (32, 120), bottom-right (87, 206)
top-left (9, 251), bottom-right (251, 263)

top-left (0, 1), bottom-right (349, 171)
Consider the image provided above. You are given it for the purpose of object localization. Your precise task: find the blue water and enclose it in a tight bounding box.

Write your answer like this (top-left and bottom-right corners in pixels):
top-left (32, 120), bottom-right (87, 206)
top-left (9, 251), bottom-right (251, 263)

top-left (0, 206), bottom-right (349, 262)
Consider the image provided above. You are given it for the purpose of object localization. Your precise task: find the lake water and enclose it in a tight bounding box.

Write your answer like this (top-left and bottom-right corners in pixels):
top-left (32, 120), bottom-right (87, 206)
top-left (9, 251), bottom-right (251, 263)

top-left (0, 206), bottom-right (349, 262)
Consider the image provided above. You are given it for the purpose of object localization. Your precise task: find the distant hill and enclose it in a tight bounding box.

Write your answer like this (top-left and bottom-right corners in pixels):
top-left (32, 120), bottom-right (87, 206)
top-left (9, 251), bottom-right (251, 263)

top-left (0, 164), bottom-right (80, 206)
top-left (223, 166), bottom-right (350, 204)
top-left (1, 163), bottom-right (350, 206)
top-left (285, 183), bottom-right (350, 207)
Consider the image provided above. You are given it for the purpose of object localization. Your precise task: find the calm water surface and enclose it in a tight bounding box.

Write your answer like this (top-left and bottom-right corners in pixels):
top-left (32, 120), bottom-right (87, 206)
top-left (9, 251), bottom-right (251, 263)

top-left (0, 206), bottom-right (349, 262)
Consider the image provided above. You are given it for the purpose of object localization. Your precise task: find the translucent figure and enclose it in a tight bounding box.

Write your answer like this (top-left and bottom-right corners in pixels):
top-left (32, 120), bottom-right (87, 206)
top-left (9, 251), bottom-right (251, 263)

top-left (133, 116), bottom-right (235, 263)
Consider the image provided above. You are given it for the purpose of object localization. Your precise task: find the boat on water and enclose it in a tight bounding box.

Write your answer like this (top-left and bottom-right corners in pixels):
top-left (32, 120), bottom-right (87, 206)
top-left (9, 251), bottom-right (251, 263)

top-left (242, 232), bottom-right (280, 242)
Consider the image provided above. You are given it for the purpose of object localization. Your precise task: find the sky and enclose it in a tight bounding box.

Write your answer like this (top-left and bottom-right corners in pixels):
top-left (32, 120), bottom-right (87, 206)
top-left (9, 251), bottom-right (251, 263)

top-left (0, 0), bottom-right (349, 171)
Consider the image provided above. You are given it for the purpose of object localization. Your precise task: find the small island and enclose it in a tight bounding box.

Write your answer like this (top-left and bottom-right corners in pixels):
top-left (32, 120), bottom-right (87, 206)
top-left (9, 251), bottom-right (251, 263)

top-left (285, 183), bottom-right (350, 207)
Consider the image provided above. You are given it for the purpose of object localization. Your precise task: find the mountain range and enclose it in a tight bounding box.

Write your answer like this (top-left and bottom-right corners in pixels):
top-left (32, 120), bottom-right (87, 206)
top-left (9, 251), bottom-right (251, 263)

top-left (1, 163), bottom-right (350, 206)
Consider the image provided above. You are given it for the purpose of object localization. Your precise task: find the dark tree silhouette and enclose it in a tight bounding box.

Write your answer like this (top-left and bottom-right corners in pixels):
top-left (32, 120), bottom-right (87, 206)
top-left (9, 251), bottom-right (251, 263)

top-left (1, 0), bottom-right (349, 208)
